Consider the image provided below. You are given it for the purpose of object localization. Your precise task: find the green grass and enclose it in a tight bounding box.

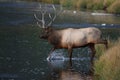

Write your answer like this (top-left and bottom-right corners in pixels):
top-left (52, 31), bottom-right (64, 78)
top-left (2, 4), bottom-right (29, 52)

top-left (107, 0), bottom-right (120, 14)
top-left (11, 0), bottom-right (120, 14)
top-left (95, 28), bottom-right (120, 58)
top-left (94, 39), bottom-right (120, 80)
top-left (59, 0), bottom-right (120, 14)
top-left (93, 28), bottom-right (120, 80)
top-left (39, 0), bottom-right (120, 14)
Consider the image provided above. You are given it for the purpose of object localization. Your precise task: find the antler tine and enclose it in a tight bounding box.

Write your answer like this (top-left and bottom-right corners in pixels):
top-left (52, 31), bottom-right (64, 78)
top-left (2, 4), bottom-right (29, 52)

top-left (37, 22), bottom-right (42, 28)
top-left (52, 5), bottom-right (57, 21)
top-left (44, 4), bottom-right (47, 14)
top-left (48, 13), bottom-right (52, 19)
top-left (59, 5), bottom-right (63, 15)
top-left (39, 3), bottom-right (47, 14)
top-left (34, 13), bottom-right (45, 28)
top-left (47, 5), bottom-right (57, 26)
top-left (47, 4), bottom-right (63, 27)
top-left (34, 4), bottom-right (63, 28)
top-left (52, 4), bottom-right (56, 11)
top-left (34, 4), bottom-right (46, 28)
top-left (38, 4), bottom-right (43, 13)
top-left (34, 13), bottom-right (42, 22)
top-left (34, 14), bottom-right (42, 28)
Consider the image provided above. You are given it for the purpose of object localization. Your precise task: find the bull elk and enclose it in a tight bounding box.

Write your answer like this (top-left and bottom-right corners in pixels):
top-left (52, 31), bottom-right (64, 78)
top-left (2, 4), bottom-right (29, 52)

top-left (34, 4), bottom-right (108, 63)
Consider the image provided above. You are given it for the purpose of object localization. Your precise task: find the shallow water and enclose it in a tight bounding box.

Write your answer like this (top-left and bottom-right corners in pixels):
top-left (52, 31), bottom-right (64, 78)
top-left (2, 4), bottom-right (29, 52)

top-left (0, 25), bottom-right (94, 80)
top-left (0, 1), bottom-right (120, 80)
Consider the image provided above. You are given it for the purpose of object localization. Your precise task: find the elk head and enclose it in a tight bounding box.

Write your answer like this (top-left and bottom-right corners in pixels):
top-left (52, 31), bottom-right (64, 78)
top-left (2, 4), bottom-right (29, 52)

top-left (40, 27), bottom-right (54, 39)
top-left (34, 4), bottom-right (62, 39)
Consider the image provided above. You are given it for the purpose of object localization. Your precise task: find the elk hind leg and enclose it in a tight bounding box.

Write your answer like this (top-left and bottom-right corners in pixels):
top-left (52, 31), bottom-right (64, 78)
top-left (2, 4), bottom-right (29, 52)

top-left (89, 44), bottom-right (96, 65)
top-left (68, 47), bottom-right (73, 61)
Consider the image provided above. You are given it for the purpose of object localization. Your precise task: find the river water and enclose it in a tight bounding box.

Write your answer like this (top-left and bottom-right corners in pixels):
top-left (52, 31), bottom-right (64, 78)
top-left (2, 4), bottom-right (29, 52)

top-left (0, 1), bottom-right (120, 80)
top-left (0, 1), bottom-right (120, 28)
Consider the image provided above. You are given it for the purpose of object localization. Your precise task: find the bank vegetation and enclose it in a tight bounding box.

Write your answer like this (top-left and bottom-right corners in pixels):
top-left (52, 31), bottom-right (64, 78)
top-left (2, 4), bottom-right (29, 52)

top-left (23, 0), bottom-right (120, 14)
top-left (95, 38), bottom-right (120, 80)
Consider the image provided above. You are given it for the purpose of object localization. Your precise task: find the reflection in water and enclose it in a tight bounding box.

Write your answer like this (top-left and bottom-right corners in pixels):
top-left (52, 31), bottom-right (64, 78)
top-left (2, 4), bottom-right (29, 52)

top-left (47, 57), bottom-right (93, 80)
top-left (60, 69), bottom-right (92, 80)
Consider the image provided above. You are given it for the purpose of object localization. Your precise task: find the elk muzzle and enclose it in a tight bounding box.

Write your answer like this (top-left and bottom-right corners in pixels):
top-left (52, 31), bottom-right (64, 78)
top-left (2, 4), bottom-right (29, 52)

top-left (39, 31), bottom-right (49, 39)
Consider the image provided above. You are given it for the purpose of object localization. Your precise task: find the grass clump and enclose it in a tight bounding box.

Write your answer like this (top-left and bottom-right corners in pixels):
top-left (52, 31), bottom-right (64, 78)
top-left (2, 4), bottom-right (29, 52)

top-left (95, 28), bottom-right (120, 58)
top-left (94, 39), bottom-right (120, 80)
top-left (103, 0), bottom-right (114, 7)
top-left (59, 0), bottom-right (120, 14)
top-left (107, 0), bottom-right (120, 14)
top-left (60, 0), bottom-right (74, 9)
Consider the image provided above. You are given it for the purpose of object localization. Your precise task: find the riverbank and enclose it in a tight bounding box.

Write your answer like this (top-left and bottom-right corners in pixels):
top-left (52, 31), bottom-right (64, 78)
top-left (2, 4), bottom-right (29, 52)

top-left (95, 39), bottom-right (120, 80)
top-left (0, 0), bottom-right (120, 14)
top-left (60, 0), bottom-right (120, 14)
top-left (0, 1), bottom-right (120, 28)
top-left (3, 0), bottom-right (120, 14)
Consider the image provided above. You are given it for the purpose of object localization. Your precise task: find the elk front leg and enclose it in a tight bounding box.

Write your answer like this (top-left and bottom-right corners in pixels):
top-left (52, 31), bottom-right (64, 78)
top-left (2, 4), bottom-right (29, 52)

top-left (47, 47), bottom-right (56, 61)
top-left (48, 47), bottom-right (55, 57)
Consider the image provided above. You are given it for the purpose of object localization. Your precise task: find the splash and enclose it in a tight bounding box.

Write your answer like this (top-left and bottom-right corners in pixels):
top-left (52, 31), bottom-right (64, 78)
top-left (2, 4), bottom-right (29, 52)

top-left (46, 50), bottom-right (91, 61)
top-left (47, 50), bottom-right (65, 61)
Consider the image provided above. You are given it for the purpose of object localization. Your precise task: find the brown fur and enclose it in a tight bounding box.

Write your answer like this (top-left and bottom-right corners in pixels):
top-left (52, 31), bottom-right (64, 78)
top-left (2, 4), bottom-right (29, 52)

top-left (40, 27), bottom-right (108, 64)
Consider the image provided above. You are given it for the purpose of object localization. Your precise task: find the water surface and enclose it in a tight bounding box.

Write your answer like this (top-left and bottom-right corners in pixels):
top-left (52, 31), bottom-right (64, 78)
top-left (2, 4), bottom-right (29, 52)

top-left (0, 1), bottom-right (120, 80)
top-left (0, 1), bottom-right (120, 28)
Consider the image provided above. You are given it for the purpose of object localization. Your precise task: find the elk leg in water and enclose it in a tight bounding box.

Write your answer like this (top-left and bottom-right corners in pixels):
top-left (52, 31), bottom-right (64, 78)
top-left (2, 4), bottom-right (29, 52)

top-left (68, 47), bottom-right (73, 61)
top-left (89, 44), bottom-right (96, 65)
top-left (89, 44), bottom-right (96, 73)
top-left (48, 47), bottom-right (56, 57)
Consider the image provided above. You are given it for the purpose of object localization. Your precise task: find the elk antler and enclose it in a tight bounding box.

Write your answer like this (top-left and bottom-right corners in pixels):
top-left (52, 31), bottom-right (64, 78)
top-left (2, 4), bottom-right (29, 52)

top-left (34, 4), bottom-right (46, 28)
top-left (34, 4), bottom-right (63, 28)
